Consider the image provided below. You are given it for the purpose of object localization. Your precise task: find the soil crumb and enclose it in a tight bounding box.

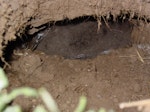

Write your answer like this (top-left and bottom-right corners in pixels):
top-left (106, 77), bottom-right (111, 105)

top-left (6, 45), bottom-right (150, 112)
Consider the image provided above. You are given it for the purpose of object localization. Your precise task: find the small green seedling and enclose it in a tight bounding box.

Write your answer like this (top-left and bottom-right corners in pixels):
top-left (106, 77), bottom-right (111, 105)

top-left (0, 67), bottom-right (114, 112)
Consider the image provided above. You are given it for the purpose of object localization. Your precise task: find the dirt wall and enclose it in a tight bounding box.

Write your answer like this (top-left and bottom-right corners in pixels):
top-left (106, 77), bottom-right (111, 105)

top-left (0, 0), bottom-right (150, 58)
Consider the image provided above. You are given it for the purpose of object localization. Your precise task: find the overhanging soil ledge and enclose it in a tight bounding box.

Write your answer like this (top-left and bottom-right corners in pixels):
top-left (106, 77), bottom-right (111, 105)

top-left (0, 0), bottom-right (150, 59)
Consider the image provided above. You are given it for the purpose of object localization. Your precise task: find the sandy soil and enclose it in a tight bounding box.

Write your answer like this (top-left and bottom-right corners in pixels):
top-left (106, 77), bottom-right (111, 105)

top-left (6, 46), bottom-right (150, 112)
top-left (0, 0), bottom-right (150, 58)
top-left (0, 0), bottom-right (150, 112)
top-left (5, 20), bottom-right (150, 112)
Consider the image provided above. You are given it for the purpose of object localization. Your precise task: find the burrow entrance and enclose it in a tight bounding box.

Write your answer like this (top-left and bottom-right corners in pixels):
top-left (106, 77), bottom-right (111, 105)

top-left (4, 15), bottom-right (150, 112)
top-left (33, 16), bottom-right (133, 59)
top-left (4, 16), bottom-right (135, 62)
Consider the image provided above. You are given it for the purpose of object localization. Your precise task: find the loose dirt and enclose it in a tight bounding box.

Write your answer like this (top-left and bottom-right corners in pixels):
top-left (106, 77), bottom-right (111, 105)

top-left (0, 0), bottom-right (150, 112)
top-left (0, 0), bottom-right (150, 57)
top-left (5, 19), bottom-right (150, 112)
top-left (6, 47), bottom-right (150, 112)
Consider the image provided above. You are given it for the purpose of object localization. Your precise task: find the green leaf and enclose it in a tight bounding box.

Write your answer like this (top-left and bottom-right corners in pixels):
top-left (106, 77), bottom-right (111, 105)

top-left (3, 105), bottom-right (22, 112)
top-left (33, 105), bottom-right (48, 112)
top-left (74, 96), bottom-right (87, 112)
top-left (38, 88), bottom-right (60, 112)
top-left (0, 68), bottom-right (9, 92)
top-left (86, 110), bottom-right (95, 112)
top-left (0, 94), bottom-right (10, 111)
top-left (98, 108), bottom-right (106, 112)
top-left (9, 87), bottom-right (38, 99)
top-left (0, 87), bottom-right (38, 111)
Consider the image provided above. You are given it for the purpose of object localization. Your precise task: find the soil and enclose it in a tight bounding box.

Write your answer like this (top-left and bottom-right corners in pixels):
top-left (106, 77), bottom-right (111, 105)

top-left (1, 0), bottom-right (150, 112)
top-left (6, 46), bottom-right (150, 112)
top-left (0, 0), bottom-right (150, 57)
top-left (5, 20), bottom-right (150, 112)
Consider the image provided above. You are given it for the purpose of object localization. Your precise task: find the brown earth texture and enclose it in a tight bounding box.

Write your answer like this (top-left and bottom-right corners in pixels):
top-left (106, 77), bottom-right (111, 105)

top-left (0, 0), bottom-right (150, 112)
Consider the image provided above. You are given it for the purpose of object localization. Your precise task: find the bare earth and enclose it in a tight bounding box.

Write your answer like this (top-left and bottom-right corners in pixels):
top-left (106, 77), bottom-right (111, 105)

top-left (5, 46), bottom-right (150, 112)
top-left (0, 0), bottom-right (150, 112)
top-left (0, 0), bottom-right (150, 57)
top-left (4, 19), bottom-right (150, 112)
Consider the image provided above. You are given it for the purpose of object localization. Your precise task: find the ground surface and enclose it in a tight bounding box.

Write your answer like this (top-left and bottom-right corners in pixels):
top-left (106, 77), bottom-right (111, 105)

top-left (5, 20), bottom-right (150, 112)
top-left (6, 46), bottom-right (150, 112)
top-left (0, 0), bottom-right (150, 112)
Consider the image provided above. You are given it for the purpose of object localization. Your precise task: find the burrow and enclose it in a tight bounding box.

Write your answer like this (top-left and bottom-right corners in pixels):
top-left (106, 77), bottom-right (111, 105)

top-left (2, 6), bottom-right (150, 112)
top-left (2, 14), bottom-right (150, 63)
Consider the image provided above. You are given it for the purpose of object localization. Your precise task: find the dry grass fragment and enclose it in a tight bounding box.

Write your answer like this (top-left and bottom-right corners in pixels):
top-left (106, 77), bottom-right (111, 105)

top-left (120, 99), bottom-right (150, 112)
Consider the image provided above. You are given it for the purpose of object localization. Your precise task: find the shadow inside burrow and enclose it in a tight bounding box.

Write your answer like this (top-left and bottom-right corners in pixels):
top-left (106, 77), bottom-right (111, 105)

top-left (33, 15), bottom-right (134, 59)
top-left (1, 14), bottom-right (137, 67)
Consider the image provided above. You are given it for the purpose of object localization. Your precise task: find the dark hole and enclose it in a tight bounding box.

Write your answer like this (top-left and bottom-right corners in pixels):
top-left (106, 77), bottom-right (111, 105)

top-left (31, 16), bottom-right (133, 59)
top-left (1, 15), bottom-right (134, 66)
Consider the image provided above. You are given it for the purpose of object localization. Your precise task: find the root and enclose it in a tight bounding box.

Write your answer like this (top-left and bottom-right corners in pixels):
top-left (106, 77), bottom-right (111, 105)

top-left (1, 57), bottom-right (11, 69)
top-left (96, 17), bottom-right (102, 32)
